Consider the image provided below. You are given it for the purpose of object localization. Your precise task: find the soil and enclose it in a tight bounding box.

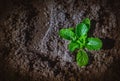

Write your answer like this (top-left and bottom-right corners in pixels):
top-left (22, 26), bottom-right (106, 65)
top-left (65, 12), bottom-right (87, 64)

top-left (0, 0), bottom-right (120, 81)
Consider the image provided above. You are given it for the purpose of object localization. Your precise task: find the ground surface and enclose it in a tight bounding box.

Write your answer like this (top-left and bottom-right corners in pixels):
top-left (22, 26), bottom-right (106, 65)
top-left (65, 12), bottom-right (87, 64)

top-left (0, 0), bottom-right (120, 81)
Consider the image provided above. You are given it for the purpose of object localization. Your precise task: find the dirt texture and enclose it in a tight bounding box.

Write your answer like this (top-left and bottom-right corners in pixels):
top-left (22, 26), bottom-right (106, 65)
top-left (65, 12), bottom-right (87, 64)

top-left (0, 0), bottom-right (120, 81)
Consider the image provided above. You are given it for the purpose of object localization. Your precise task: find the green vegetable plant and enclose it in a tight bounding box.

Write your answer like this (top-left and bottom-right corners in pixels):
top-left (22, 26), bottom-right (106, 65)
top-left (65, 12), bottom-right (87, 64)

top-left (59, 18), bottom-right (102, 67)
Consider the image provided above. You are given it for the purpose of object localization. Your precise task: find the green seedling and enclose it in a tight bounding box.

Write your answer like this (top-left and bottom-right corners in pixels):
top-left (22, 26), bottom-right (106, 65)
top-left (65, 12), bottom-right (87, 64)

top-left (59, 18), bottom-right (102, 67)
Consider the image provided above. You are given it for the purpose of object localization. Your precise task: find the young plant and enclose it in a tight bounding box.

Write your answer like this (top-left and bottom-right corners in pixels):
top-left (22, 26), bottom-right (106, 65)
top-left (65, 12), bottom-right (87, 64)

top-left (59, 18), bottom-right (102, 67)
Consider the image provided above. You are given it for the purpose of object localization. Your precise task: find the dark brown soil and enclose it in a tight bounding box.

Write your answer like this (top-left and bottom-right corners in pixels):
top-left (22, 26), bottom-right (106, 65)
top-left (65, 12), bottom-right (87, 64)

top-left (0, 0), bottom-right (120, 81)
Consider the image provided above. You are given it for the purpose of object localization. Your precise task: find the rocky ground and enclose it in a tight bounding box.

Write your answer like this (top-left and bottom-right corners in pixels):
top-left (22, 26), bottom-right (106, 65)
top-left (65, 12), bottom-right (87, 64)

top-left (0, 0), bottom-right (120, 81)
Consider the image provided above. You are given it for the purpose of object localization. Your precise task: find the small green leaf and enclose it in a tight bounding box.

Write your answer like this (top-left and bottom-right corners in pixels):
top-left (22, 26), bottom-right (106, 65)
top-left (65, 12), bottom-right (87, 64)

top-left (68, 42), bottom-right (79, 52)
top-left (59, 29), bottom-right (76, 41)
top-left (82, 18), bottom-right (90, 29)
top-left (75, 23), bottom-right (89, 37)
top-left (86, 37), bottom-right (102, 50)
top-left (76, 50), bottom-right (89, 67)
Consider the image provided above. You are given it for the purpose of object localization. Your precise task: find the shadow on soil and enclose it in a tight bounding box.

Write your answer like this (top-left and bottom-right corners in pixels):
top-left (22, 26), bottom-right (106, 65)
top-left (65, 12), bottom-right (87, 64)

top-left (101, 37), bottom-right (115, 50)
top-left (89, 19), bottom-right (97, 36)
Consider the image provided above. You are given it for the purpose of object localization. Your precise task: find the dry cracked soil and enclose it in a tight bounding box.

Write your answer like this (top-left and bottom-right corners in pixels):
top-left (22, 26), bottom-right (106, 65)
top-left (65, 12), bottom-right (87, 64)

top-left (0, 0), bottom-right (120, 81)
